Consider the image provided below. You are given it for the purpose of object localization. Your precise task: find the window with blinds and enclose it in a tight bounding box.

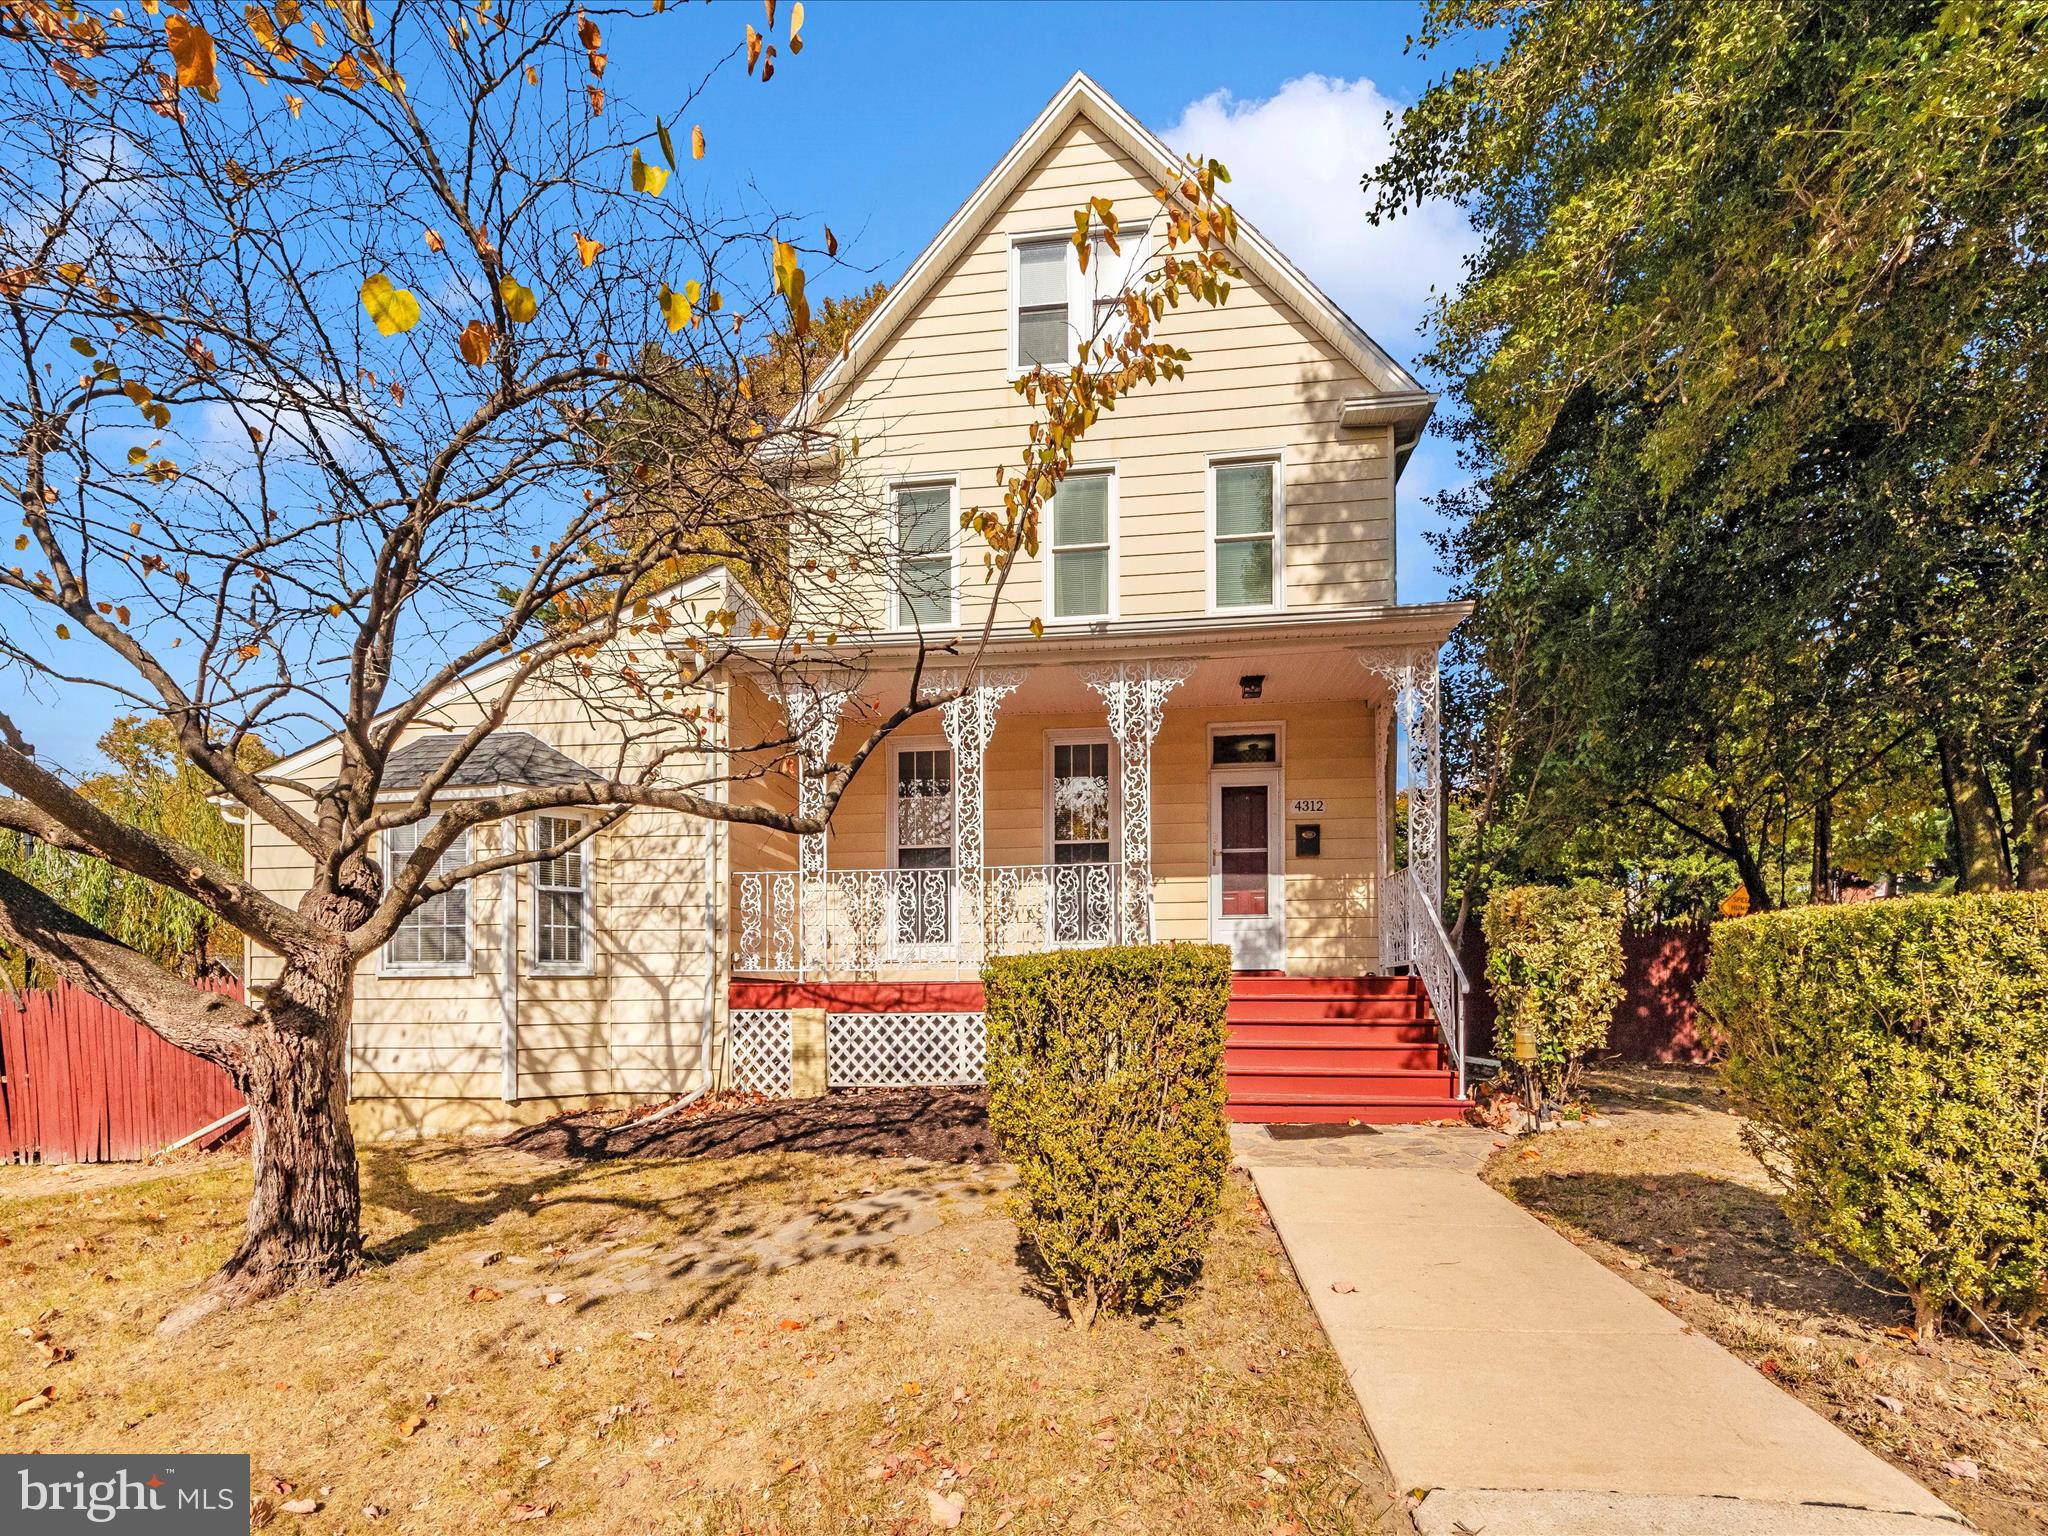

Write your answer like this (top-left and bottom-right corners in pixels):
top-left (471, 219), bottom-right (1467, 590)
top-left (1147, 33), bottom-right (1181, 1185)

top-left (1049, 471), bottom-right (1112, 620)
top-left (1213, 458), bottom-right (1280, 609)
top-left (894, 484), bottom-right (954, 627)
top-left (531, 814), bottom-right (590, 970)
top-left (382, 816), bottom-right (471, 973)
top-left (1015, 238), bottom-right (1069, 368)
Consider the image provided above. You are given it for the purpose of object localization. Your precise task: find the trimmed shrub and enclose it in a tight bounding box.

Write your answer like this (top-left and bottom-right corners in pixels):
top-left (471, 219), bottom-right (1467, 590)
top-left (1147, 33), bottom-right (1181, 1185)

top-left (1482, 883), bottom-right (1626, 1101)
top-left (1700, 893), bottom-right (2048, 1337)
top-left (982, 942), bottom-right (1231, 1328)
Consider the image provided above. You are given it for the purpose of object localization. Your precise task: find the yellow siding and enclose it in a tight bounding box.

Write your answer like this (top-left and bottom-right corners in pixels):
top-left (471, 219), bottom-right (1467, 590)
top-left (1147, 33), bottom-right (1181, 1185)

top-left (814, 114), bottom-right (1397, 632)
top-left (778, 697), bottom-right (1384, 977)
top-left (244, 650), bottom-right (723, 1135)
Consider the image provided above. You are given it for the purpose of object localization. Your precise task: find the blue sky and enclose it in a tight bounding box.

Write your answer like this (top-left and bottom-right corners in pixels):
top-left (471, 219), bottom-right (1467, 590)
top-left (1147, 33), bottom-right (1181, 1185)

top-left (22, 1), bottom-right (1481, 772)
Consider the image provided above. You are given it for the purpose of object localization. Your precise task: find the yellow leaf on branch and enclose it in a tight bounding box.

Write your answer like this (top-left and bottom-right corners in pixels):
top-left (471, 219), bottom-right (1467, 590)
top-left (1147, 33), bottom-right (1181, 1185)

top-left (691, 123), bottom-right (705, 160)
top-left (163, 14), bottom-right (220, 99)
top-left (574, 231), bottom-right (603, 268)
top-left (359, 272), bottom-right (421, 335)
top-left (630, 148), bottom-right (667, 196)
top-left (497, 276), bottom-right (538, 324)
top-left (457, 319), bottom-right (493, 366)
top-left (657, 282), bottom-right (694, 333)
top-left (790, 0), bottom-right (803, 52)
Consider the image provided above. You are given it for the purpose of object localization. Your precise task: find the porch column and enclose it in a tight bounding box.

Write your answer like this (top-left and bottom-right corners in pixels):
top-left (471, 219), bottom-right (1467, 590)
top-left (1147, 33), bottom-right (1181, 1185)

top-left (1084, 659), bottom-right (1194, 944)
top-left (1355, 646), bottom-right (1445, 918)
top-left (783, 679), bottom-right (852, 972)
top-left (935, 667), bottom-right (1024, 960)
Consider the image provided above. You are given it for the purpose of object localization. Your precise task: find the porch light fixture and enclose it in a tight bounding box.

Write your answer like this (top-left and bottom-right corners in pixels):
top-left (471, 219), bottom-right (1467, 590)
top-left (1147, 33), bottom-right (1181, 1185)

top-left (1239, 674), bottom-right (1265, 700)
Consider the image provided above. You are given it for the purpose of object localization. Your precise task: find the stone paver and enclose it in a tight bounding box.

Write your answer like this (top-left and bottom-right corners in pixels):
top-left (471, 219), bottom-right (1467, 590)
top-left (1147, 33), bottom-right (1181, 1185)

top-left (1237, 1128), bottom-right (1965, 1536)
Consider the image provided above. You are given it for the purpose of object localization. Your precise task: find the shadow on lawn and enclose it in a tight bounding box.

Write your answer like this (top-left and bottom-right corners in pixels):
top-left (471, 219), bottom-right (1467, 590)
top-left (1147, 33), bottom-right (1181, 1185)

top-left (507, 1085), bottom-right (1000, 1165)
top-left (1500, 1168), bottom-right (1906, 1332)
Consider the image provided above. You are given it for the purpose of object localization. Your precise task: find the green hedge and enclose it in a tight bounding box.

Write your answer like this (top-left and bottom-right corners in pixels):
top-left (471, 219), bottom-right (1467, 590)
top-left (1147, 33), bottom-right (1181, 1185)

top-left (1482, 882), bottom-right (1626, 1101)
top-left (1700, 893), bottom-right (2048, 1337)
top-left (982, 942), bottom-right (1231, 1328)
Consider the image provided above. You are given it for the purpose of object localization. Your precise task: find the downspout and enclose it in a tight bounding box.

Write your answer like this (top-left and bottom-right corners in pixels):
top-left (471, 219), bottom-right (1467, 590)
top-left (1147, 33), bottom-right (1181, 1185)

top-left (500, 823), bottom-right (519, 1103)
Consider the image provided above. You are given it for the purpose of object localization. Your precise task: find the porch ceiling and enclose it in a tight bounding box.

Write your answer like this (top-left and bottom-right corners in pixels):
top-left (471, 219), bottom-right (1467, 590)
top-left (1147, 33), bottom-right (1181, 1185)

top-left (844, 603), bottom-right (1467, 718)
top-left (971, 648), bottom-right (1388, 716)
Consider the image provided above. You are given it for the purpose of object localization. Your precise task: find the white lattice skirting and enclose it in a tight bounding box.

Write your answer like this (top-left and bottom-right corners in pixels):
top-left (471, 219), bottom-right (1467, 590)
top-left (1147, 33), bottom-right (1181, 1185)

top-left (828, 1012), bottom-right (987, 1089)
top-left (728, 1009), bottom-right (795, 1095)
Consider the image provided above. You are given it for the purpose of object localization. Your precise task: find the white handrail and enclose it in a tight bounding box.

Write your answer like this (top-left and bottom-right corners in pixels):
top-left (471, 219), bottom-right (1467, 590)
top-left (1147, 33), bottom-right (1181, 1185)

top-left (1403, 863), bottom-right (1470, 1098)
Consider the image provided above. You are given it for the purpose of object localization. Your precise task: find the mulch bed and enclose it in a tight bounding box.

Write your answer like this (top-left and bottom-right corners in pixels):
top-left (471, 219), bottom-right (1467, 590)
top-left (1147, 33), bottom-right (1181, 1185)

top-left (508, 1086), bottom-right (999, 1164)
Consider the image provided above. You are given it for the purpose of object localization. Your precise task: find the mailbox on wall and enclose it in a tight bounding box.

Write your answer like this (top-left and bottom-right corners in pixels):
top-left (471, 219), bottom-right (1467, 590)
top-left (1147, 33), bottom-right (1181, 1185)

top-left (1293, 823), bottom-right (1321, 858)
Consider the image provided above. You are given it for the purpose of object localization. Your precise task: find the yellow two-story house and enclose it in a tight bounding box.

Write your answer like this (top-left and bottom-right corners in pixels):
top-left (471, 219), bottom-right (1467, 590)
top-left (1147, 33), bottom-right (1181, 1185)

top-left (244, 74), bottom-right (1469, 1137)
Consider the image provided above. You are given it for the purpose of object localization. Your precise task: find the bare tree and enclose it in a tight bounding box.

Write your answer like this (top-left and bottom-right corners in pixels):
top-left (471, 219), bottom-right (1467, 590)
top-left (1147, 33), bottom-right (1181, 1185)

top-left (0, 1), bottom-right (1239, 1327)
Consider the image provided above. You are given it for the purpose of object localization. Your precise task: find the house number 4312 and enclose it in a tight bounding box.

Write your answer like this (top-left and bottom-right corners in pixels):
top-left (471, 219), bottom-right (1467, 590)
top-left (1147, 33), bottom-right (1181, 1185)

top-left (1289, 798), bottom-right (1324, 815)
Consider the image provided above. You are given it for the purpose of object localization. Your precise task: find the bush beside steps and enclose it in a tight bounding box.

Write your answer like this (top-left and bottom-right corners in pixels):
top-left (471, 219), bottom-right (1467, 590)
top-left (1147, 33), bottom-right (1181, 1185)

top-left (982, 942), bottom-right (1231, 1329)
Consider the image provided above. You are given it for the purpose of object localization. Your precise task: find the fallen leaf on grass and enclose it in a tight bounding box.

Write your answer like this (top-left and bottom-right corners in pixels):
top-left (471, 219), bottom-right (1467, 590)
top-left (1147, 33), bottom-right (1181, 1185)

top-left (278, 1498), bottom-right (320, 1515)
top-left (1939, 1459), bottom-right (1980, 1481)
top-left (928, 1488), bottom-right (965, 1529)
top-left (1875, 1395), bottom-right (1906, 1415)
top-left (398, 1414), bottom-right (427, 1438)
top-left (544, 1291), bottom-right (569, 1307)
top-left (1330, 1282), bottom-right (1357, 1294)
top-left (509, 1501), bottom-right (552, 1521)
top-left (539, 1348), bottom-right (561, 1369)
top-left (467, 1285), bottom-right (503, 1303)
top-left (362, 1505), bottom-right (388, 1521)
top-left (11, 1385), bottom-right (55, 1414)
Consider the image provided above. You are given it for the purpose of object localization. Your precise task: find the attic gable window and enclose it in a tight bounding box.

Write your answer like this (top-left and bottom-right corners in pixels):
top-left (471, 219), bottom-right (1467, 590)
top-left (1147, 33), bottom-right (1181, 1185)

top-left (1013, 232), bottom-right (1139, 373)
top-left (1015, 238), bottom-right (1070, 368)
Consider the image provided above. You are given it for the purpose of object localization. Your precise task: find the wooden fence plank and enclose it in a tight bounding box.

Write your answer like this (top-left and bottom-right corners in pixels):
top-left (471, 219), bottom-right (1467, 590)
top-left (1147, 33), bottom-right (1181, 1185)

top-left (0, 980), bottom-right (244, 1165)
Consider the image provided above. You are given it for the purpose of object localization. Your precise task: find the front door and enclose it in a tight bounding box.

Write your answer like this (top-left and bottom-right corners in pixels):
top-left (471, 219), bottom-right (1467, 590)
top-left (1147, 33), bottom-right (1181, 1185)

top-left (1209, 768), bottom-right (1284, 970)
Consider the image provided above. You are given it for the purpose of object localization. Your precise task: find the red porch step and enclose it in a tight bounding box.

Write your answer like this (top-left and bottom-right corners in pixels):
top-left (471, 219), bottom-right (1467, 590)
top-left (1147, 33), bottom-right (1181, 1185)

top-left (1224, 973), bottom-right (1468, 1126)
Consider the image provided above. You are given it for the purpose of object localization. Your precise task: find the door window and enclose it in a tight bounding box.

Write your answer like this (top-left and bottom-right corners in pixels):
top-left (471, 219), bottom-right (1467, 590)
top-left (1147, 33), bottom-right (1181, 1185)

top-left (1218, 783), bottom-right (1271, 917)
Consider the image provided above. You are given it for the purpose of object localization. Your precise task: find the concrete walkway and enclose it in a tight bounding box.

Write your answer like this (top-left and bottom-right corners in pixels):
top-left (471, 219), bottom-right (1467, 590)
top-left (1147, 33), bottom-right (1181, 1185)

top-left (1235, 1125), bottom-right (1966, 1536)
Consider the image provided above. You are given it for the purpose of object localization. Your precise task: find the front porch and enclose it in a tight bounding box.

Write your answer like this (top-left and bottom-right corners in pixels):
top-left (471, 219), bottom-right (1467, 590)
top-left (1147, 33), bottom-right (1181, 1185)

top-left (720, 621), bottom-right (1471, 1118)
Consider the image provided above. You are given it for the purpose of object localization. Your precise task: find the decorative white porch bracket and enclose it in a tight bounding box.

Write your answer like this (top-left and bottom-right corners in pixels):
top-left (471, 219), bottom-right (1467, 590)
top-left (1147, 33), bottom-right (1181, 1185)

top-left (932, 667), bottom-right (1025, 959)
top-left (781, 677), bottom-right (854, 971)
top-left (1083, 659), bottom-right (1194, 944)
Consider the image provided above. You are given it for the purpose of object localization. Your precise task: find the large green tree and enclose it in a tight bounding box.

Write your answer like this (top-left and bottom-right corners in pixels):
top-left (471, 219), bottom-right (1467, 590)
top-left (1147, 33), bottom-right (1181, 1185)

top-left (1378, 0), bottom-right (2048, 902)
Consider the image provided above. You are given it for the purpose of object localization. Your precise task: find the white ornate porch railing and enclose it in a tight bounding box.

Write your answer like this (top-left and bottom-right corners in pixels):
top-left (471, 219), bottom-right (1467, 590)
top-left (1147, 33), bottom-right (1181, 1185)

top-left (1401, 863), bottom-right (1470, 1098)
top-left (734, 862), bottom-right (1125, 977)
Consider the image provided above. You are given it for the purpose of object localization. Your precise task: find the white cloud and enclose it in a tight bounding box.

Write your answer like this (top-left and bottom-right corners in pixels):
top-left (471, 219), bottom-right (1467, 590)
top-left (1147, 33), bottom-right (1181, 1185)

top-left (1158, 73), bottom-right (1475, 369)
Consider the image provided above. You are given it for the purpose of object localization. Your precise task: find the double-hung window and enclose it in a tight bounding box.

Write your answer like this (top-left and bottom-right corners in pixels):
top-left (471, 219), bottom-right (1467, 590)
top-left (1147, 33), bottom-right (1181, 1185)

top-left (1014, 238), bottom-right (1071, 369)
top-left (1212, 456), bottom-right (1282, 610)
top-left (1047, 470), bottom-right (1113, 621)
top-left (383, 816), bottom-right (471, 974)
top-left (531, 813), bottom-right (592, 971)
top-left (894, 483), bottom-right (955, 628)
top-left (1014, 232), bottom-right (1141, 372)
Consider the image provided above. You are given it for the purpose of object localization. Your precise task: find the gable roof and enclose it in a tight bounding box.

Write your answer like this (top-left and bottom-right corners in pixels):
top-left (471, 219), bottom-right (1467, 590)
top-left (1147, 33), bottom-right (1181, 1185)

top-left (376, 731), bottom-right (593, 800)
top-left (787, 72), bottom-right (1437, 440)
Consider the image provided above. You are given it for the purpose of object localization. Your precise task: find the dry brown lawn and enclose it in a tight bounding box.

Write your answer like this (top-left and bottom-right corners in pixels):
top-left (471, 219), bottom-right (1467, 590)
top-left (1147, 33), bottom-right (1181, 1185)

top-left (1, 1134), bottom-right (1400, 1535)
top-left (1485, 1064), bottom-right (2048, 1536)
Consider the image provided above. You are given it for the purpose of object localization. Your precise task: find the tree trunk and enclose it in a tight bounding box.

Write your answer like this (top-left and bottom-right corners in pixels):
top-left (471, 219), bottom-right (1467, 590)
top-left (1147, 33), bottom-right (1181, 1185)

top-left (2015, 717), bottom-right (2047, 892)
top-left (1810, 791), bottom-right (1835, 904)
top-left (160, 945), bottom-right (361, 1333)
top-left (1936, 729), bottom-right (2013, 892)
top-left (1719, 806), bottom-right (1773, 913)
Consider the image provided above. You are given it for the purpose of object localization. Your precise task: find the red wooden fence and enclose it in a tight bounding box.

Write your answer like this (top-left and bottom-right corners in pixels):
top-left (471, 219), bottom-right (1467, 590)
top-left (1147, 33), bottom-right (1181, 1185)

top-left (1458, 924), bottom-right (1717, 1066)
top-left (0, 980), bottom-right (245, 1165)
